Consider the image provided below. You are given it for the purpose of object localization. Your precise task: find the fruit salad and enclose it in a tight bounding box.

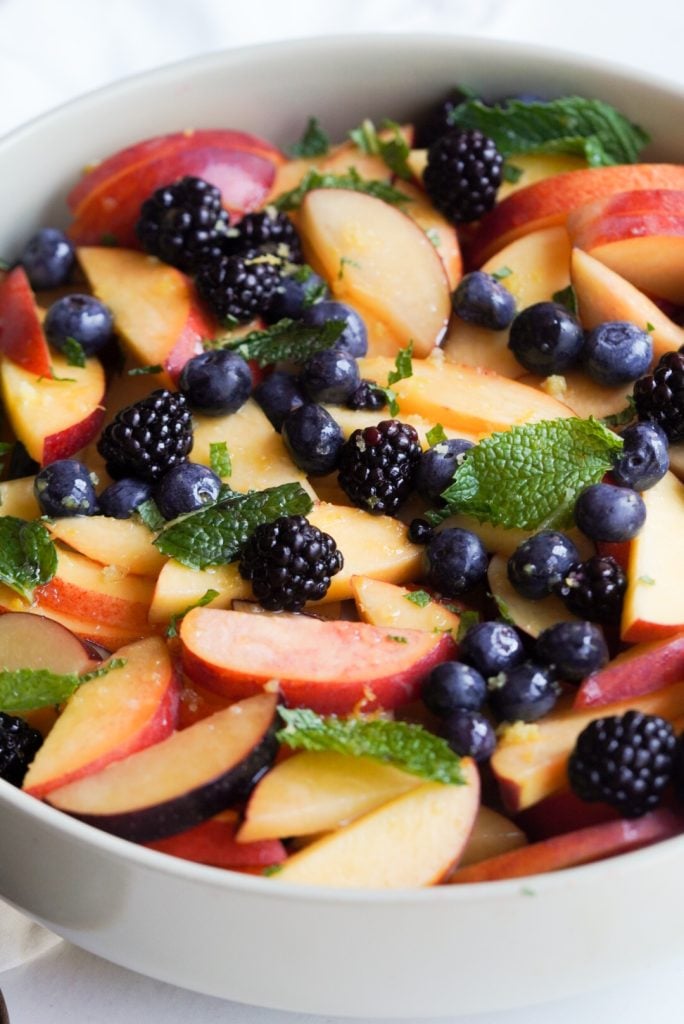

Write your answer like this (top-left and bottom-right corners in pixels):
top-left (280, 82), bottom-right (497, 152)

top-left (2, 89), bottom-right (684, 889)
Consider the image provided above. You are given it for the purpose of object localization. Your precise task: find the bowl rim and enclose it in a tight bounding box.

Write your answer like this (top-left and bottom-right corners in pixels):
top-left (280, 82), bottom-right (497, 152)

top-left (2, 31), bottom-right (684, 907)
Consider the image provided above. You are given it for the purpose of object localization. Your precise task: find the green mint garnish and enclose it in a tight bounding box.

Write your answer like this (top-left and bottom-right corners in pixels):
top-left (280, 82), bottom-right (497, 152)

top-left (276, 707), bottom-right (464, 784)
top-left (128, 364), bottom-right (164, 376)
top-left (492, 594), bottom-right (515, 625)
top-left (63, 337), bottom-right (86, 368)
top-left (348, 118), bottom-right (412, 181)
top-left (405, 590), bottom-right (431, 608)
top-left (638, 575), bottom-right (656, 586)
top-left (646, 322), bottom-right (655, 333)
top-left (0, 658), bottom-right (126, 712)
top-left (456, 610), bottom-right (480, 642)
top-left (154, 483), bottom-right (313, 570)
top-left (0, 517), bottom-right (57, 601)
top-left (388, 341), bottom-right (414, 386)
top-left (426, 423), bottom-right (448, 447)
top-left (552, 284), bottom-right (578, 315)
top-left (209, 441), bottom-right (232, 479)
top-left (441, 417), bottom-right (623, 531)
top-left (425, 228), bottom-right (441, 248)
top-left (0, 441), bottom-right (12, 478)
top-left (273, 167), bottom-right (410, 212)
top-left (502, 162), bottom-right (524, 183)
top-left (491, 266), bottom-right (513, 281)
top-left (262, 863), bottom-right (284, 877)
top-left (42, 368), bottom-right (76, 383)
top-left (135, 498), bottom-right (166, 533)
top-left (165, 589), bottom-right (220, 639)
top-left (338, 255), bottom-right (361, 279)
top-left (448, 95), bottom-right (649, 166)
top-left (386, 634), bottom-right (408, 643)
top-left (100, 232), bottom-right (118, 246)
top-left (289, 116), bottom-right (330, 158)
top-left (208, 317), bottom-right (345, 368)
top-left (601, 397), bottom-right (636, 428)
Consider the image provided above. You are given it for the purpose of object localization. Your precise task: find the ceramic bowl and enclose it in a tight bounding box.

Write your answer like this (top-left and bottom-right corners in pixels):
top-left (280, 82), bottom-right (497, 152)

top-left (1, 34), bottom-right (684, 1019)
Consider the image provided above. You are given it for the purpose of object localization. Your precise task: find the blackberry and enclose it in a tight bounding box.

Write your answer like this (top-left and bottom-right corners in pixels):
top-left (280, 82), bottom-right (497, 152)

top-left (195, 249), bottom-right (280, 324)
top-left (337, 420), bottom-right (421, 515)
top-left (633, 349), bottom-right (684, 442)
top-left (414, 87), bottom-right (475, 148)
top-left (554, 555), bottom-right (626, 624)
top-left (224, 209), bottom-right (303, 262)
top-left (0, 712), bottom-right (43, 787)
top-left (346, 380), bottom-right (386, 411)
top-left (136, 176), bottom-right (230, 272)
top-left (97, 388), bottom-right (193, 481)
top-left (423, 128), bottom-right (503, 224)
top-left (239, 514), bottom-right (343, 611)
top-left (568, 711), bottom-right (677, 817)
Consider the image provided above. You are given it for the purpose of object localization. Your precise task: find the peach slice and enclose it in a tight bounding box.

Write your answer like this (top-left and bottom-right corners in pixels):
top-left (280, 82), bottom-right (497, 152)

top-left (444, 226), bottom-right (572, 379)
top-left (298, 188), bottom-right (451, 357)
top-left (574, 632), bottom-right (684, 710)
top-left (23, 637), bottom-right (179, 797)
top-left (491, 679), bottom-right (684, 813)
top-left (571, 247), bottom-right (684, 360)
top-left (0, 611), bottom-right (94, 675)
top-left (320, 404), bottom-right (480, 449)
top-left (46, 692), bottom-right (279, 842)
top-left (147, 811), bottom-right (286, 870)
top-left (0, 266), bottom-right (51, 375)
top-left (669, 443), bottom-right (684, 483)
top-left (78, 247), bottom-right (216, 384)
top-left (468, 164), bottom-right (684, 268)
top-left (148, 561), bottom-right (249, 624)
top-left (46, 517), bottom-right (167, 578)
top-left (237, 751), bottom-right (420, 842)
top-left (0, 352), bottom-right (105, 465)
top-left (393, 179), bottom-right (462, 288)
top-left (451, 808), bottom-right (684, 883)
top-left (0, 476), bottom-right (39, 519)
top-left (351, 575), bottom-right (460, 634)
top-left (274, 759), bottom-right (479, 888)
top-left (458, 806), bottom-right (528, 868)
top-left (622, 472), bottom-right (684, 642)
top-left (567, 189), bottom-right (684, 304)
top-left (487, 554), bottom-right (582, 638)
top-left (180, 608), bottom-right (455, 714)
top-left (519, 369), bottom-right (632, 421)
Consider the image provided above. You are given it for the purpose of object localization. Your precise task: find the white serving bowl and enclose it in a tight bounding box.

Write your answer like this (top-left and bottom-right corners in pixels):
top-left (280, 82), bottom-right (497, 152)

top-left (1, 35), bottom-right (684, 1019)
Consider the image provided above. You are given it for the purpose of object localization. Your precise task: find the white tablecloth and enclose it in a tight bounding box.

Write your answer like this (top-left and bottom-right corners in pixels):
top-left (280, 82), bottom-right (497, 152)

top-left (1, 0), bottom-right (683, 1020)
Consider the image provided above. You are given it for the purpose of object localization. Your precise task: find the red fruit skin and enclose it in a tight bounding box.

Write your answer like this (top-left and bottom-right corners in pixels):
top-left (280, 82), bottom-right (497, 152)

top-left (146, 813), bottom-right (286, 870)
top-left (515, 788), bottom-right (621, 842)
top-left (0, 266), bottom-right (51, 375)
top-left (41, 404), bottom-right (106, 465)
top-left (574, 631), bottom-right (684, 710)
top-left (164, 293), bottom-right (218, 384)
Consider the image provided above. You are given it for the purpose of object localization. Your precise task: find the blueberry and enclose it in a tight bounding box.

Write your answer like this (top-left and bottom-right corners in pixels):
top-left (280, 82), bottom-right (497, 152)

top-left (415, 438), bottom-right (473, 502)
top-left (489, 662), bottom-right (560, 722)
top-left (264, 268), bottom-right (329, 323)
top-left (613, 422), bottom-right (669, 491)
top-left (583, 321), bottom-right (652, 386)
top-left (424, 528), bottom-right (488, 596)
top-left (254, 371), bottom-right (305, 431)
top-left (535, 621), bottom-right (609, 682)
top-left (154, 462), bottom-right (222, 520)
top-left (574, 482), bottom-right (646, 542)
top-left (43, 294), bottom-right (114, 357)
top-left (408, 518), bottom-right (435, 545)
top-left (451, 271), bottom-right (516, 331)
top-left (282, 403), bottom-right (344, 476)
top-left (179, 349), bottom-right (252, 416)
top-left (459, 620), bottom-right (525, 677)
top-left (99, 478), bottom-right (154, 519)
top-left (422, 661), bottom-right (487, 716)
top-left (300, 347), bottom-right (360, 404)
top-left (301, 301), bottom-right (368, 357)
top-left (34, 460), bottom-right (98, 517)
top-left (20, 227), bottom-right (75, 290)
top-left (441, 709), bottom-right (497, 762)
top-left (507, 530), bottom-right (579, 599)
top-left (508, 302), bottom-right (584, 374)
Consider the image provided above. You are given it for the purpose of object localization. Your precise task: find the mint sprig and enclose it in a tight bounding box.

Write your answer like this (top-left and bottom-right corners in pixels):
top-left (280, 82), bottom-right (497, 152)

top-left (273, 168), bottom-right (411, 212)
top-left (63, 337), bottom-right (86, 368)
top-left (371, 341), bottom-right (414, 415)
top-left (289, 116), bottom-right (330, 158)
top-left (448, 96), bottom-right (649, 167)
top-left (0, 658), bottom-right (126, 712)
top-left (154, 482), bottom-right (313, 570)
top-left (209, 441), bottom-right (231, 479)
top-left (209, 317), bottom-right (345, 368)
top-left (0, 517), bottom-right (57, 601)
top-left (348, 118), bottom-right (412, 180)
top-left (136, 499), bottom-right (166, 533)
top-left (165, 589), bottom-right (219, 639)
top-left (440, 417), bottom-right (623, 530)
top-left (276, 707), bottom-right (464, 785)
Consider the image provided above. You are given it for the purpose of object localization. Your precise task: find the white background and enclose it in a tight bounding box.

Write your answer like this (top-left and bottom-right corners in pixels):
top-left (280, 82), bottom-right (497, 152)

top-left (1, 0), bottom-right (684, 1020)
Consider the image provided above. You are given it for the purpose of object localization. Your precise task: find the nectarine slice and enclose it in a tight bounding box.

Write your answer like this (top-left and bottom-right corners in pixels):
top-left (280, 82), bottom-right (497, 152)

top-left (458, 806), bottom-right (528, 867)
top-left (0, 476), bottom-right (39, 520)
top-left (0, 266), bottom-right (51, 376)
top-left (351, 575), bottom-right (460, 634)
top-left (487, 554), bottom-right (582, 638)
top-left (147, 811), bottom-right (286, 869)
top-left (47, 516), bottom-right (167, 578)
top-left (574, 632), bottom-right (684, 710)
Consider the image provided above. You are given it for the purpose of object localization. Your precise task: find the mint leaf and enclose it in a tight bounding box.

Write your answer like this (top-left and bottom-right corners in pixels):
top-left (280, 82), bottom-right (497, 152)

top-left (211, 317), bottom-right (345, 368)
top-left (387, 341), bottom-right (414, 386)
top-left (491, 266), bottom-right (512, 281)
top-left (456, 609), bottom-right (480, 642)
top-left (602, 397), bottom-right (636, 428)
top-left (128, 364), bottom-right (164, 376)
top-left (348, 118), bottom-right (412, 181)
top-left (63, 337), bottom-right (86, 368)
top-left (0, 658), bottom-right (125, 712)
top-left (165, 589), bottom-right (219, 639)
top-left (277, 707), bottom-right (464, 784)
top-left (209, 441), bottom-right (231, 479)
top-left (273, 167), bottom-right (411, 212)
top-left (502, 162), bottom-right (524, 183)
top-left (552, 284), bottom-right (578, 315)
top-left (154, 483), bottom-right (314, 570)
top-left (0, 517), bottom-right (57, 601)
top-left (449, 96), bottom-right (649, 167)
top-left (441, 417), bottom-right (623, 530)
top-left (136, 498), bottom-right (165, 533)
top-left (426, 423), bottom-right (448, 447)
top-left (289, 117), bottom-right (330, 158)
top-left (405, 590), bottom-right (431, 608)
